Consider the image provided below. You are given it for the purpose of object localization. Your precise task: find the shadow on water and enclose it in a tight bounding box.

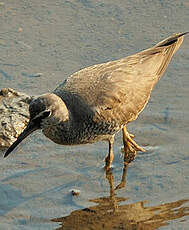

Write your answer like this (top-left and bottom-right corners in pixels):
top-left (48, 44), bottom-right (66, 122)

top-left (52, 164), bottom-right (189, 230)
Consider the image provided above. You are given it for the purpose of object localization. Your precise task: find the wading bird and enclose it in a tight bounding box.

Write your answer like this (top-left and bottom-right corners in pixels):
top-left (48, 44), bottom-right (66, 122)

top-left (4, 32), bottom-right (188, 169)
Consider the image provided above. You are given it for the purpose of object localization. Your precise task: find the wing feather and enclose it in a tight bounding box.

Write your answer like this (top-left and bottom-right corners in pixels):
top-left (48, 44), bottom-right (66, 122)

top-left (54, 33), bottom-right (186, 124)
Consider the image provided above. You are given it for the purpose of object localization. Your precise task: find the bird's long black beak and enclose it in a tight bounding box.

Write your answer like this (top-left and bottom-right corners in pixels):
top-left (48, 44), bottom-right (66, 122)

top-left (4, 121), bottom-right (38, 158)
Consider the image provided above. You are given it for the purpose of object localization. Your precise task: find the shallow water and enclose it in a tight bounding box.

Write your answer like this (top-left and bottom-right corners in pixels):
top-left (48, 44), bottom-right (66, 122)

top-left (0, 0), bottom-right (189, 229)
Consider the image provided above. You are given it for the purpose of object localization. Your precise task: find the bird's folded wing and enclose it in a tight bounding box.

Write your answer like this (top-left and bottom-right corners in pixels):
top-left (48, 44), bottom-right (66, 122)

top-left (55, 33), bottom-right (185, 124)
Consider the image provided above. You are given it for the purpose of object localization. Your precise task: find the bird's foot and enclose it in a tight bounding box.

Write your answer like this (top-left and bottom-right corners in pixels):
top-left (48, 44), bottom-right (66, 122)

top-left (126, 131), bottom-right (146, 152)
top-left (124, 150), bottom-right (136, 164)
top-left (121, 147), bottom-right (136, 164)
top-left (122, 132), bottom-right (145, 163)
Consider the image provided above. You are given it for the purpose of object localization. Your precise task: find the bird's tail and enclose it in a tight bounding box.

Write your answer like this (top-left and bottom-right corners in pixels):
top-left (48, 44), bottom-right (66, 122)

top-left (149, 32), bottom-right (188, 79)
top-left (155, 32), bottom-right (188, 54)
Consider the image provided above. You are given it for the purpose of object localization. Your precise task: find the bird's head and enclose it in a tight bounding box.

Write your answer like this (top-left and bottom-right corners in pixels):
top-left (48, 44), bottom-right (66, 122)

top-left (4, 93), bottom-right (69, 158)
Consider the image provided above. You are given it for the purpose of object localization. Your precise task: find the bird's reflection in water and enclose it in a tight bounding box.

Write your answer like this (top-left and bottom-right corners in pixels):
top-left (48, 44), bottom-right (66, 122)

top-left (52, 164), bottom-right (189, 230)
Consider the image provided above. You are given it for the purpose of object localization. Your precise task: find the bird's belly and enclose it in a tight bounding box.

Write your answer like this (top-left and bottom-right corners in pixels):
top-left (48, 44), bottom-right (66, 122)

top-left (42, 122), bottom-right (121, 145)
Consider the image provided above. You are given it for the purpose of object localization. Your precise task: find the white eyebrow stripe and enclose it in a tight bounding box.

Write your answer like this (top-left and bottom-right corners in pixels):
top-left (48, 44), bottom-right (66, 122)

top-left (32, 110), bottom-right (51, 120)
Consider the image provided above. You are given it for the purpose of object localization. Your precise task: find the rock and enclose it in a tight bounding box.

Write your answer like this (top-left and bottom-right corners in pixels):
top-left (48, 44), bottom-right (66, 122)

top-left (0, 88), bottom-right (31, 148)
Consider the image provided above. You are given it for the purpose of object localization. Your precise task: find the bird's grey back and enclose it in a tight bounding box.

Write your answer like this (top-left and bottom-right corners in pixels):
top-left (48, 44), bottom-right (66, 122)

top-left (54, 33), bottom-right (185, 125)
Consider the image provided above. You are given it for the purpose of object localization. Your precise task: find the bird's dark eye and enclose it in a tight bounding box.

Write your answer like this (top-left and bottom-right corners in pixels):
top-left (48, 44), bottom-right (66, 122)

top-left (31, 110), bottom-right (51, 125)
top-left (42, 110), bottom-right (51, 118)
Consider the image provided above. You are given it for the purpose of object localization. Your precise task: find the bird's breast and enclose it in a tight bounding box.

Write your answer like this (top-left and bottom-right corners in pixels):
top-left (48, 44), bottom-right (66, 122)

top-left (42, 119), bottom-right (121, 145)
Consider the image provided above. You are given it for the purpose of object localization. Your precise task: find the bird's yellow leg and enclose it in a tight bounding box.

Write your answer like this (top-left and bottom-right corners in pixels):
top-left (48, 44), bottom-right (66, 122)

top-left (105, 136), bottom-right (114, 169)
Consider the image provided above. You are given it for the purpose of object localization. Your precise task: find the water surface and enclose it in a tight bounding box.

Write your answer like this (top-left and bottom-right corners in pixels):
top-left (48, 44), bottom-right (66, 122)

top-left (0, 0), bottom-right (189, 229)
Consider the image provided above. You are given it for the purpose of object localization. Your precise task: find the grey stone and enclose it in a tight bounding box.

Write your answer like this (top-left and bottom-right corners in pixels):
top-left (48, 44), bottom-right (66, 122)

top-left (0, 88), bottom-right (31, 148)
